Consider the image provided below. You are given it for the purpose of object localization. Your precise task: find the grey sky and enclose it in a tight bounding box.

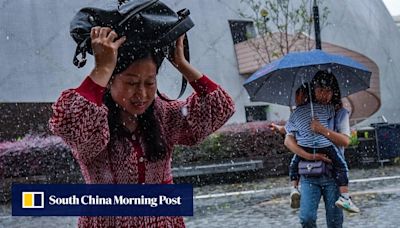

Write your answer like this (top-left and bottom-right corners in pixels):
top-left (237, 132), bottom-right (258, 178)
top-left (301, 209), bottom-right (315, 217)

top-left (383, 0), bottom-right (400, 16)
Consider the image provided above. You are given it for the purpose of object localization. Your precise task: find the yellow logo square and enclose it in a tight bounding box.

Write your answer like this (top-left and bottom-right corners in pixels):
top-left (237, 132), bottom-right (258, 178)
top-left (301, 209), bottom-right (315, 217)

top-left (22, 192), bottom-right (44, 209)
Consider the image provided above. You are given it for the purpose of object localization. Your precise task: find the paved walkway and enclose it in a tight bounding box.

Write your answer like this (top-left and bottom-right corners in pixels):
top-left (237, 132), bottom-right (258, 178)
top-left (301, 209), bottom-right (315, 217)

top-left (186, 165), bottom-right (400, 228)
top-left (1, 165), bottom-right (400, 227)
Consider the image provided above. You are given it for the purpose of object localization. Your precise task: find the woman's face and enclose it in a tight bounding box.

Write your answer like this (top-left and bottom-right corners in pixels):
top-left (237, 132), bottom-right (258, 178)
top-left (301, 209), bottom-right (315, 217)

top-left (110, 57), bottom-right (157, 115)
top-left (314, 86), bottom-right (333, 104)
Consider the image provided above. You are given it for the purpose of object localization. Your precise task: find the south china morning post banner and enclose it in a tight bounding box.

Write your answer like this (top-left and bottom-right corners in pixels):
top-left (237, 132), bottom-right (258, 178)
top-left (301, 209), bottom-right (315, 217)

top-left (12, 184), bottom-right (193, 216)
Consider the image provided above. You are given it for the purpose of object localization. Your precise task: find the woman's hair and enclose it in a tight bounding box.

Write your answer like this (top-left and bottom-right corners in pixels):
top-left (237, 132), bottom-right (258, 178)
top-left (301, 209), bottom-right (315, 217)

top-left (311, 70), bottom-right (343, 110)
top-left (112, 47), bottom-right (165, 75)
top-left (104, 49), bottom-right (168, 162)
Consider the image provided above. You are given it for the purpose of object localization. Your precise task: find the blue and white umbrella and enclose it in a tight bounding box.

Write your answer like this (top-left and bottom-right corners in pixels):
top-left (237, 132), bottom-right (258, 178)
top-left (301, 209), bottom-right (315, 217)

top-left (243, 49), bottom-right (372, 107)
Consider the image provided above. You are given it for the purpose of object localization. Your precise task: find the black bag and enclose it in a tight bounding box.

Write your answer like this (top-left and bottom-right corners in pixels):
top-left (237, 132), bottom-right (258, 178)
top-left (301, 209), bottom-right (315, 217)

top-left (70, 0), bottom-right (194, 100)
top-left (298, 160), bottom-right (332, 177)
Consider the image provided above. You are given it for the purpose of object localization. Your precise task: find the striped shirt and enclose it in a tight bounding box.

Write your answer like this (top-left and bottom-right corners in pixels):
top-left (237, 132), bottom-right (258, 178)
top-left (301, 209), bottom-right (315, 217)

top-left (285, 103), bottom-right (335, 148)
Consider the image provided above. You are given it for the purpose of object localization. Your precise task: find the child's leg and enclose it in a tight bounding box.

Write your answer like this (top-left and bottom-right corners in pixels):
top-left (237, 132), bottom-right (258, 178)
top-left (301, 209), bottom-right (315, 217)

top-left (324, 147), bottom-right (360, 213)
top-left (335, 150), bottom-right (350, 196)
top-left (323, 146), bottom-right (349, 188)
top-left (289, 155), bottom-right (301, 209)
top-left (339, 186), bottom-right (351, 202)
top-left (289, 154), bottom-right (301, 185)
top-left (335, 186), bottom-right (359, 212)
top-left (339, 186), bottom-right (349, 194)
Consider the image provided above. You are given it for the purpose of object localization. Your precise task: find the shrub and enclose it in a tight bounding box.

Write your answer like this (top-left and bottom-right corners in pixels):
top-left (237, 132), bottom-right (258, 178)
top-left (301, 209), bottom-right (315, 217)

top-left (0, 134), bottom-right (81, 182)
top-left (0, 121), bottom-right (290, 181)
top-left (0, 134), bottom-right (83, 202)
top-left (172, 121), bottom-right (292, 169)
top-left (349, 129), bottom-right (360, 147)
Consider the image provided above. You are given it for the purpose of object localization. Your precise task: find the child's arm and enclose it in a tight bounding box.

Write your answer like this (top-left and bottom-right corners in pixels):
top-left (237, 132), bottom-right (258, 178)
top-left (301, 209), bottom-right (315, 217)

top-left (269, 123), bottom-right (286, 135)
top-left (311, 118), bottom-right (350, 147)
top-left (284, 134), bottom-right (332, 162)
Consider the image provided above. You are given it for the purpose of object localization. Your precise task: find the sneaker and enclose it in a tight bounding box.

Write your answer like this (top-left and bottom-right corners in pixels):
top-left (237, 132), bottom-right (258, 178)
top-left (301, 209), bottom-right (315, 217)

top-left (335, 195), bottom-right (360, 213)
top-left (290, 187), bottom-right (301, 209)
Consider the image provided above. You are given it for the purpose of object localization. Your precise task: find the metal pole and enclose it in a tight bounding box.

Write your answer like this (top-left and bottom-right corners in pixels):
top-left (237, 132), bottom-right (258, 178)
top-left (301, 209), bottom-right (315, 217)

top-left (313, 0), bottom-right (322, 49)
top-left (374, 127), bottom-right (383, 167)
top-left (307, 82), bottom-right (314, 119)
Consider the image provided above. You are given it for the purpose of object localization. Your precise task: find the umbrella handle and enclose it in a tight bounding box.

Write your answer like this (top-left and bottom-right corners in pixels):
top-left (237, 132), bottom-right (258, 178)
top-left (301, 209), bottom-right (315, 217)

top-left (307, 82), bottom-right (315, 119)
top-left (310, 102), bottom-right (314, 119)
top-left (308, 82), bottom-right (317, 150)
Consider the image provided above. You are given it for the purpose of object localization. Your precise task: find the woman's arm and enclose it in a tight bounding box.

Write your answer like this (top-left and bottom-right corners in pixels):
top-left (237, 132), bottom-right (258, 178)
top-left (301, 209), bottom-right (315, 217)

top-left (311, 118), bottom-right (350, 148)
top-left (284, 134), bottom-right (332, 162)
top-left (49, 27), bottom-right (125, 164)
top-left (49, 83), bottom-right (110, 165)
top-left (159, 35), bottom-right (235, 146)
top-left (169, 35), bottom-right (202, 82)
top-left (88, 27), bottom-right (126, 87)
top-left (158, 76), bottom-right (235, 146)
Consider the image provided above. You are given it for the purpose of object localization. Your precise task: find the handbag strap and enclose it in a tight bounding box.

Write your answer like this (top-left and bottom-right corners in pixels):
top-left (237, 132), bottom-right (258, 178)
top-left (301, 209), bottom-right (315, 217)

top-left (73, 38), bottom-right (89, 68)
top-left (157, 34), bottom-right (190, 101)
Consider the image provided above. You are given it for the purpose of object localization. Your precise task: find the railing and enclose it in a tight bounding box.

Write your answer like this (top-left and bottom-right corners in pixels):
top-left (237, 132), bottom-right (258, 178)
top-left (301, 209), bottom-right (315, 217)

top-left (172, 160), bottom-right (264, 177)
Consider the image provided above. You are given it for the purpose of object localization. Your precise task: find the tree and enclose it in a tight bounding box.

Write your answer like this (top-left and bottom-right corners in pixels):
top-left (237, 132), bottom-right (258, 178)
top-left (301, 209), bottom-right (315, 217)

top-left (239, 0), bottom-right (330, 64)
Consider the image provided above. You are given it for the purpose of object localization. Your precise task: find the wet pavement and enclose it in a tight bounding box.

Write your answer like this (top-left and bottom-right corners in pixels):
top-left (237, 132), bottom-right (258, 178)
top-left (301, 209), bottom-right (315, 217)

top-left (1, 165), bottom-right (400, 227)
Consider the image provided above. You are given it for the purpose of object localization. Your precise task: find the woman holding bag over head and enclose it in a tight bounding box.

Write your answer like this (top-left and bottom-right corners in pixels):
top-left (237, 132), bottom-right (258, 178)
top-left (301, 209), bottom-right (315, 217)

top-left (49, 25), bottom-right (234, 227)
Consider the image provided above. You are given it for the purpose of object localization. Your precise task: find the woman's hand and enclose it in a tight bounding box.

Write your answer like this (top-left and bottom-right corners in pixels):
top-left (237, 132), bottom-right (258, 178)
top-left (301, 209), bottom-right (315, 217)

top-left (311, 117), bottom-right (351, 147)
top-left (169, 34), bottom-right (188, 68)
top-left (311, 153), bottom-right (332, 163)
top-left (310, 118), bottom-right (326, 134)
top-left (168, 34), bottom-right (202, 82)
top-left (89, 27), bottom-right (126, 86)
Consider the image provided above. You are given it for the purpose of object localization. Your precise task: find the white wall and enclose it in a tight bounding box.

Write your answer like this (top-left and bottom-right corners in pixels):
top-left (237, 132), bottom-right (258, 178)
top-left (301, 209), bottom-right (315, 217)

top-left (320, 0), bottom-right (400, 125)
top-left (1, 0), bottom-right (400, 124)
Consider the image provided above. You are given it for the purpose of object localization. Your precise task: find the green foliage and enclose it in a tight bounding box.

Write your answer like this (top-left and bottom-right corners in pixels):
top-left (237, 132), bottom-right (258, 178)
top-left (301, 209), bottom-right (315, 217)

top-left (239, 0), bottom-right (330, 63)
top-left (172, 121), bottom-right (290, 166)
top-left (349, 129), bottom-right (359, 147)
top-left (199, 133), bottom-right (222, 154)
top-left (349, 134), bottom-right (360, 147)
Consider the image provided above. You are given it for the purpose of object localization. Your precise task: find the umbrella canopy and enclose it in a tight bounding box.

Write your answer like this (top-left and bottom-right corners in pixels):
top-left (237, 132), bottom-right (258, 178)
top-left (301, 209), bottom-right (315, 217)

top-left (243, 49), bottom-right (372, 106)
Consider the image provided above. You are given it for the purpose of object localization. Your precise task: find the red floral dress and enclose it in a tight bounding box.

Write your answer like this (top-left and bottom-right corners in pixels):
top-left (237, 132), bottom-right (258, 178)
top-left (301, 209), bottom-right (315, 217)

top-left (49, 75), bottom-right (235, 228)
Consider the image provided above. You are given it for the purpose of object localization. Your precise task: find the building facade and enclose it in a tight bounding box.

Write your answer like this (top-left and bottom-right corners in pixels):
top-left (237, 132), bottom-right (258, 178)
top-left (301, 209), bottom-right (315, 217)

top-left (394, 15), bottom-right (400, 30)
top-left (1, 0), bottom-right (400, 139)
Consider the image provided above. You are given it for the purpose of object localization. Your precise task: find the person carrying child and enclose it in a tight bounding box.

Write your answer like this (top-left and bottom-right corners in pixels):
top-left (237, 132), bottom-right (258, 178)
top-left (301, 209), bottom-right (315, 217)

top-left (272, 70), bottom-right (359, 227)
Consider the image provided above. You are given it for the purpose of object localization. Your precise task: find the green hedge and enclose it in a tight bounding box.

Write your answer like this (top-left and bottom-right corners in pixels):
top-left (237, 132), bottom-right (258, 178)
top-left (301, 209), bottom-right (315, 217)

top-left (172, 121), bottom-right (291, 167)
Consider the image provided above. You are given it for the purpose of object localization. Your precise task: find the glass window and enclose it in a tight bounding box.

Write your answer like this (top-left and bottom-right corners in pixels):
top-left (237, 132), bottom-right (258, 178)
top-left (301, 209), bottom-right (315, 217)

top-left (245, 105), bottom-right (268, 122)
top-left (228, 20), bottom-right (256, 44)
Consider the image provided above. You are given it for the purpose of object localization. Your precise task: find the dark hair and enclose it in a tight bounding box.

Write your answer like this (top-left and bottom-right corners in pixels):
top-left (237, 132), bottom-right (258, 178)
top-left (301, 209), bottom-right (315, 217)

top-left (294, 83), bottom-right (310, 105)
top-left (295, 83), bottom-right (309, 97)
top-left (311, 70), bottom-right (342, 110)
top-left (112, 47), bottom-right (165, 75)
top-left (104, 49), bottom-right (167, 162)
